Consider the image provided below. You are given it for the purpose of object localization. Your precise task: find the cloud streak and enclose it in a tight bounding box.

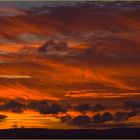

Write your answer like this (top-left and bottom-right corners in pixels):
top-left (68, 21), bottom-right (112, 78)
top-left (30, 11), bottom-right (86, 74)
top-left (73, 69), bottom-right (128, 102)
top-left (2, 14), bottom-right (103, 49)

top-left (0, 75), bottom-right (31, 79)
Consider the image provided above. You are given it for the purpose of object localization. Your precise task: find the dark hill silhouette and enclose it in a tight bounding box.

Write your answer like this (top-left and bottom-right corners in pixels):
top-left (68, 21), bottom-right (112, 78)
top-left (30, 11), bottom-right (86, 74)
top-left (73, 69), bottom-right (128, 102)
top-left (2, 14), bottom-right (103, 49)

top-left (0, 127), bottom-right (140, 138)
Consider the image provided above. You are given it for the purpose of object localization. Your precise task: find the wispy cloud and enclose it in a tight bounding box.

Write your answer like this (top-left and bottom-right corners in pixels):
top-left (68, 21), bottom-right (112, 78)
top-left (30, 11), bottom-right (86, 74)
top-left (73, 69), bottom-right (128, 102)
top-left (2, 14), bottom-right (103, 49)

top-left (0, 75), bottom-right (31, 79)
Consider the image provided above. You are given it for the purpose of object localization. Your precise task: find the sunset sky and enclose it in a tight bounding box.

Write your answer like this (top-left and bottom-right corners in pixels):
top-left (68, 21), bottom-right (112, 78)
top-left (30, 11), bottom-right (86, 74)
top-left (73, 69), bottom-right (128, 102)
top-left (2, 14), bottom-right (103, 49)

top-left (0, 1), bottom-right (139, 129)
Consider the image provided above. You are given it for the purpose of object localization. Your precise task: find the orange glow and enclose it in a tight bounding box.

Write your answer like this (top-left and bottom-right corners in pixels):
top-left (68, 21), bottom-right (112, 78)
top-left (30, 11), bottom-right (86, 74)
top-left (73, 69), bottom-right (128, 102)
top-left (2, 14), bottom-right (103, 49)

top-left (0, 2), bottom-right (139, 130)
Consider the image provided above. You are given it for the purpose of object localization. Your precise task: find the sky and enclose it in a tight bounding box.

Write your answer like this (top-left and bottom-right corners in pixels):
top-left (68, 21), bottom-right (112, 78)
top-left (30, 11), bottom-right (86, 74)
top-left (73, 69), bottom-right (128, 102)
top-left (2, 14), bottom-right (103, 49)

top-left (0, 1), bottom-right (139, 129)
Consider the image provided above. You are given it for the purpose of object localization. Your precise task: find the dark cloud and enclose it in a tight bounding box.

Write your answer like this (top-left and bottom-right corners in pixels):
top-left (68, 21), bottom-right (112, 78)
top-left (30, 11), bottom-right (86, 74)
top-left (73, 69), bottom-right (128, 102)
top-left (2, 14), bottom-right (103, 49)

top-left (0, 114), bottom-right (7, 123)
top-left (92, 111), bottom-right (137, 124)
top-left (60, 110), bottom-right (138, 127)
top-left (27, 100), bottom-right (49, 114)
top-left (44, 103), bottom-right (66, 114)
top-left (61, 113), bottom-right (113, 127)
top-left (61, 113), bottom-right (114, 127)
top-left (0, 100), bottom-right (25, 113)
top-left (72, 115), bottom-right (91, 126)
top-left (75, 103), bottom-right (105, 113)
top-left (28, 101), bottom-right (66, 115)
top-left (101, 112), bottom-right (114, 122)
top-left (75, 103), bottom-right (89, 113)
top-left (60, 115), bottom-right (92, 127)
top-left (92, 112), bottom-right (114, 123)
top-left (0, 114), bottom-right (7, 120)
top-left (60, 115), bottom-right (72, 123)
top-left (91, 104), bottom-right (105, 112)
top-left (0, 100), bottom-right (67, 115)
top-left (38, 39), bottom-right (68, 56)
top-left (92, 114), bottom-right (102, 123)
top-left (114, 111), bottom-right (137, 122)
top-left (92, 111), bottom-right (136, 124)
top-left (123, 100), bottom-right (140, 110)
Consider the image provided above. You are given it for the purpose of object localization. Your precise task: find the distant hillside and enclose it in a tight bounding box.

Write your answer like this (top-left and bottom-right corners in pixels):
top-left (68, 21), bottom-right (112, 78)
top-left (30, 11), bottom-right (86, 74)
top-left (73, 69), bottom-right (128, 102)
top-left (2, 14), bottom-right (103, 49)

top-left (0, 128), bottom-right (140, 138)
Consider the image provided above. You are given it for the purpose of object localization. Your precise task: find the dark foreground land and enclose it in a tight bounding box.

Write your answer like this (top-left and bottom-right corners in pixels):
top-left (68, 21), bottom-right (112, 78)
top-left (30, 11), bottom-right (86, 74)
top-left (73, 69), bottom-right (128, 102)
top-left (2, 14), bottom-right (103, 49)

top-left (0, 128), bottom-right (140, 139)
